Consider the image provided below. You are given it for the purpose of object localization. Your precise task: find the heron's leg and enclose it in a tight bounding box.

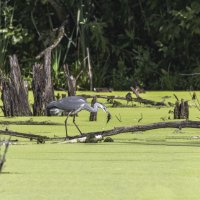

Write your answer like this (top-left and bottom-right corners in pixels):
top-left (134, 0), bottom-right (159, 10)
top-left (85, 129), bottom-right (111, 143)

top-left (73, 115), bottom-right (83, 135)
top-left (65, 111), bottom-right (73, 138)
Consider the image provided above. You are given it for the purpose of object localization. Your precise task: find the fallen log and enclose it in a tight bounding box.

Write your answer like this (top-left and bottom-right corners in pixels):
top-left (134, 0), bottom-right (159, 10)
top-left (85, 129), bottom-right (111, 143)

top-left (66, 120), bottom-right (200, 140)
top-left (2, 120), bottom-right (200, 143)
top-left (0, 130), bottom-right (50, 143)
top-left (80, 94), bottom-right (167, 106)
top-left (0, 120), bottom-right (62, 126)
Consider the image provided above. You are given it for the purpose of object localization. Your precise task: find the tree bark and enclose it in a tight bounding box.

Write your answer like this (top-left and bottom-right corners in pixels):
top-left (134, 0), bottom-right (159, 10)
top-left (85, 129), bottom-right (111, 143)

top-left (1, 55), bottom-right (32, 116)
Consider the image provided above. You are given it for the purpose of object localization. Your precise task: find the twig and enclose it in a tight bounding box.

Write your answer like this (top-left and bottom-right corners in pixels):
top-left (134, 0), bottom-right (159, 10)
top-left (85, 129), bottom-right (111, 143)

top-left (173, 94), bottom-right (179, 101)
top-left (138, 113), bottom-right (143, 123)
top-left (115, 114), bottom-right (122, 122)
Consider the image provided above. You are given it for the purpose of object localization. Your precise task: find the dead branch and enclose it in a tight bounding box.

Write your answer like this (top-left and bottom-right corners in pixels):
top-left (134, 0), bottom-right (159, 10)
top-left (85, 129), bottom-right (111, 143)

top-left (130, 87), bottom-right (166, 106)
top-left (173, 94), bottom-right (179, 101)
top-left (130, 86), bottom-right (140, 98)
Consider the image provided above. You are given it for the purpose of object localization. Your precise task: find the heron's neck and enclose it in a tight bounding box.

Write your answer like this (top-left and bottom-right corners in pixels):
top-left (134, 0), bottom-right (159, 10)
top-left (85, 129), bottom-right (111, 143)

top-left (93, 102), bottom-right (102, 111)
top-left (84, 102), bottom-right (102, 112)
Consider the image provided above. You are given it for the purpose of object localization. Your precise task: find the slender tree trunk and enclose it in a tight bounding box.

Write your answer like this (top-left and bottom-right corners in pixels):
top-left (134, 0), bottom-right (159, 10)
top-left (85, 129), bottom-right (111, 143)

top-left (89, 97), bottom-right (97, 121)
top-left (63, 64), bottom-right (76, 96)
top-left (43, 50), bottom-right (54, 113)
top-left (87, 47), bottom-right (93, 91)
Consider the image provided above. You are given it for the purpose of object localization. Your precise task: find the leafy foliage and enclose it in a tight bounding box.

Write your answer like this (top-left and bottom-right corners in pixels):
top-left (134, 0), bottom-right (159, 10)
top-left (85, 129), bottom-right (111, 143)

top-left (1, 0), bottom-right (200, 90)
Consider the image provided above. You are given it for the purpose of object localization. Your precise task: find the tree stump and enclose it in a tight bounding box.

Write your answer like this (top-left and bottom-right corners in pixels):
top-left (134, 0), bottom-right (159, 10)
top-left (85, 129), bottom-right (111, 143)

top-left (32, 50), bottom-right (55, 116)
top-left (125, 92), bottom-right (133, 105)
top-left (1, 55), bottom-right (32, 116)
top-left (174, 101), bottom-right (180, 119)
top-left (89, 97), bottom-right (97, 121)
top-left (32, 63), bottom-right (45, 116)
top-left (173, 99), bottom-right (189, 120)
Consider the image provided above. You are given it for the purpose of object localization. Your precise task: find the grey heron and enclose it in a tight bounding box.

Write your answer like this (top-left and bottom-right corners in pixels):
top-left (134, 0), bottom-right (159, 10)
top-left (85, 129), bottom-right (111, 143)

top-left (46, 96), bottom-right (111, 137)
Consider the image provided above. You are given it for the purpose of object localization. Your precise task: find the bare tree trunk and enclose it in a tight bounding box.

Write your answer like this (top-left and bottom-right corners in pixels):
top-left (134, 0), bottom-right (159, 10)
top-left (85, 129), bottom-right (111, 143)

top-left (1, 55), bottom-right (32, 116)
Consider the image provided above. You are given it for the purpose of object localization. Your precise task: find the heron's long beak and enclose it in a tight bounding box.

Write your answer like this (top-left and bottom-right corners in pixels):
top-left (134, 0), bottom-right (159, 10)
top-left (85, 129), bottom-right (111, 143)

top-left (101, 106), bottom-right (111, 123)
